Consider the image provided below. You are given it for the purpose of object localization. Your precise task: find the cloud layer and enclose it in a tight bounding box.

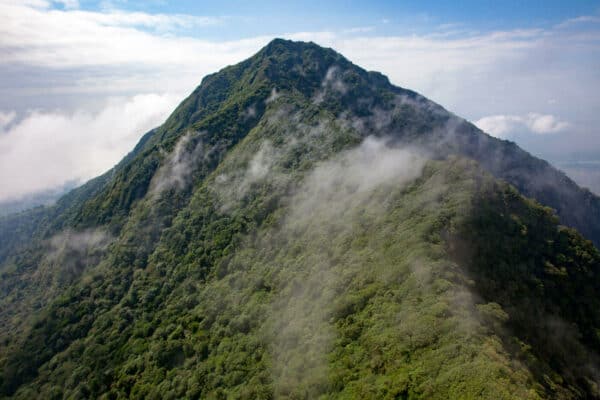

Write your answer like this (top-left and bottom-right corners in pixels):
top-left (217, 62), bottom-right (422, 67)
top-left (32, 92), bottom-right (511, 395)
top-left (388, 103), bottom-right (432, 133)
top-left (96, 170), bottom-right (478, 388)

top-left (3, 1), bottom-right (599, 123)
top-left (0, 1), bottom-right (266, 99)
top-left (0, 93), bottom-right (179, 201)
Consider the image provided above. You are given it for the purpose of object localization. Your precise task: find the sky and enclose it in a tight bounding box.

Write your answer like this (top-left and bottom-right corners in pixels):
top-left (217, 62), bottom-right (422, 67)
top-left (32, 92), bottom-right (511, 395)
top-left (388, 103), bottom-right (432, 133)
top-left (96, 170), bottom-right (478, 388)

top-left (1, 0), bottom-right (600, 201)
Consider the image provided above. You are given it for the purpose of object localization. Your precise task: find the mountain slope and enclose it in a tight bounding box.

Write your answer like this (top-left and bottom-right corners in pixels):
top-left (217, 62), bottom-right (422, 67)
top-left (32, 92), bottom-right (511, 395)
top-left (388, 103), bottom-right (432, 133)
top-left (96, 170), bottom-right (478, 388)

top-left (0, 38), bottom-right (599, 399)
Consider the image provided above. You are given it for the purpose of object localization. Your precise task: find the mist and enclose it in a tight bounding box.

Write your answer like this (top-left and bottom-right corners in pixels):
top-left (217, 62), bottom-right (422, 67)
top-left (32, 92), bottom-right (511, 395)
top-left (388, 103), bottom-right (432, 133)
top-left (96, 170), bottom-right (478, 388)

top-left (266, 136), bottom-right (428, 395)
top-left (149, 130), bottom-right (205, 197)
top-left (43, 227), bottom-right (113, 284)
top-left (287, 136), bottom-right (426, 223)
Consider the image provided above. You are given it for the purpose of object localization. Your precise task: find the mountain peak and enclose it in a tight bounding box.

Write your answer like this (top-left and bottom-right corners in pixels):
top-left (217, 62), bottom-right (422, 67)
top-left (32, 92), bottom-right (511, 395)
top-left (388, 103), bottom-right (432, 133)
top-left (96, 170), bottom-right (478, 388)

top-left (1, 38), bottom-right (600, 399)
top-left (262, 37), bottom-right (320, 52)
top-left (256, 38), bottom-right (351, 88)
top-left (93, 38), bottom-right (600, 248)
top-left (261, 37), bottom-right (337, 57)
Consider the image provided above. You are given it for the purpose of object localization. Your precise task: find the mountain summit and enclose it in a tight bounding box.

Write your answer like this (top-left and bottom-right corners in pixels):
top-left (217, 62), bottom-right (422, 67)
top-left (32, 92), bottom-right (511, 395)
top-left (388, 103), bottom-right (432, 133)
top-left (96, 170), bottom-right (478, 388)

top-left (0, 38), bottom-right (599, 399)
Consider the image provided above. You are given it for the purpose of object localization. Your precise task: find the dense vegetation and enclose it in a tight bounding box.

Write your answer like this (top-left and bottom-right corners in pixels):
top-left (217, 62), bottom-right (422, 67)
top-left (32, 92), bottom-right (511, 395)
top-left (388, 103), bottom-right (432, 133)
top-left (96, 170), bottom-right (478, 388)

top-left (0, 38), bottom-right (598, 399)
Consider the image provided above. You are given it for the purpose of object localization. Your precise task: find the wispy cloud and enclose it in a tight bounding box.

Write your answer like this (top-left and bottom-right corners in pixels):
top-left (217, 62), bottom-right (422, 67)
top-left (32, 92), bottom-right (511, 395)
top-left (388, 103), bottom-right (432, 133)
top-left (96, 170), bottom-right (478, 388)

top-left (556, 15), bottom-right (600, 29)
top-left (342, 26), bottom-right (374, 34)
top-left (149, 130), bottom-right (205, 197)
top-left (269, 136), bottom-right (427, 395)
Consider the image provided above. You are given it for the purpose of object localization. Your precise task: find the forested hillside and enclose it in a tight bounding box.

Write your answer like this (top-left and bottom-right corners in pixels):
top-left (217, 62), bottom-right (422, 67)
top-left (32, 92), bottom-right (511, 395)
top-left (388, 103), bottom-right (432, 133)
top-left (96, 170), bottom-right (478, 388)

top-left (0, 39), bottom-right (598, 399)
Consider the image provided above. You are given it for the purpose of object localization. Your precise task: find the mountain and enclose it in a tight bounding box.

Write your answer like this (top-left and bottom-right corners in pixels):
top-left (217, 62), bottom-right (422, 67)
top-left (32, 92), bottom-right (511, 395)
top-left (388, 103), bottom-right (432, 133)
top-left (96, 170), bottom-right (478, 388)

top-left (0, 38), bottom-right (599, 399)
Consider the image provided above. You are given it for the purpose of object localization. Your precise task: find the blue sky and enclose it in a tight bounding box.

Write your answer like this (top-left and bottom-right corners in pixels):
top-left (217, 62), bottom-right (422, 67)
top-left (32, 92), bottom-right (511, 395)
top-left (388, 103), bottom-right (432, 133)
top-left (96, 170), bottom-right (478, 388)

top-left (84, 1), bottom-right (598, 28)
top-left (1, 0), bottom-right (600, 201)
top-left (83, 0), bottom-right (600, 35)
top-left (61, 0), bottom-right (600, 40)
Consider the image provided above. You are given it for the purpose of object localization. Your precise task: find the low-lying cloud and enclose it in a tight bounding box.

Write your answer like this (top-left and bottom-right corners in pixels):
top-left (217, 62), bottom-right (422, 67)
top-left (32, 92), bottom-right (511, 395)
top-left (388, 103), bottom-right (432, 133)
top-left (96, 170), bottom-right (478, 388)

top-left (214, 140), bottom-right (280, 211)
top-left (270, 136), bottom-right (427, 394)
top-left (43, 227), bottom-right (113, 283)
top-left (314, 66), bottom-right (348, 104)
top-left (0, 93), bottom-right (179, 201)
top-left (288, 136), bottom-right (426, 222)
top-left (149, 130), bottom-right (205, 196)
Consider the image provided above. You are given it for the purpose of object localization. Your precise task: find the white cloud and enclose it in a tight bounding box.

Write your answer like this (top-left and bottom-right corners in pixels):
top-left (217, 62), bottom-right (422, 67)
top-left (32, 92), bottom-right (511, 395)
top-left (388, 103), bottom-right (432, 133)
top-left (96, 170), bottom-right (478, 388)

top-left (0, 1), bottom-right (264, 101)
top-left (0, 2), bottom-right (247, 69)
top-left (0, 93), bottom-right (180, 201)
top-left (342, 26), bottom-right (374, 34)
top-left (474, 115), bottom-right (520, 138)
top-left (556, 15), bottom-right (600, 29)
top-left (2, 0), bottom-right (49, 7)
top-left (526, 113), bottom-right (570, 134)
top-left (68, 10), bottom-right (222, 31)
top-left (289, 136), bottom-right (427, 222)
top-left (475, 113), bottom-right (570, 138)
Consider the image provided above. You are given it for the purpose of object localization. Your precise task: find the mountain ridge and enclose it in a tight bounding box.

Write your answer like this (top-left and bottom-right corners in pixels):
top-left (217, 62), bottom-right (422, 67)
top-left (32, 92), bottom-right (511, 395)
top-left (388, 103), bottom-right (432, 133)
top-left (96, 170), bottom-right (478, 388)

top-left (6, 38), bottom-right (594, 247)
top-left (0, 38), bottom-right (599, 399)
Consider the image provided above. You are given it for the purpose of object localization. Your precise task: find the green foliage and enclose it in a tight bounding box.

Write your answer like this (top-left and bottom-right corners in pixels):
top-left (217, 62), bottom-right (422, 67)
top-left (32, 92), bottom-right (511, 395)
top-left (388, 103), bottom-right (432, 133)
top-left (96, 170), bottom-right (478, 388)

top-left (0, 38), bottom-right (599, 400)
top-left (454, 180), bottom-right (600, 398)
